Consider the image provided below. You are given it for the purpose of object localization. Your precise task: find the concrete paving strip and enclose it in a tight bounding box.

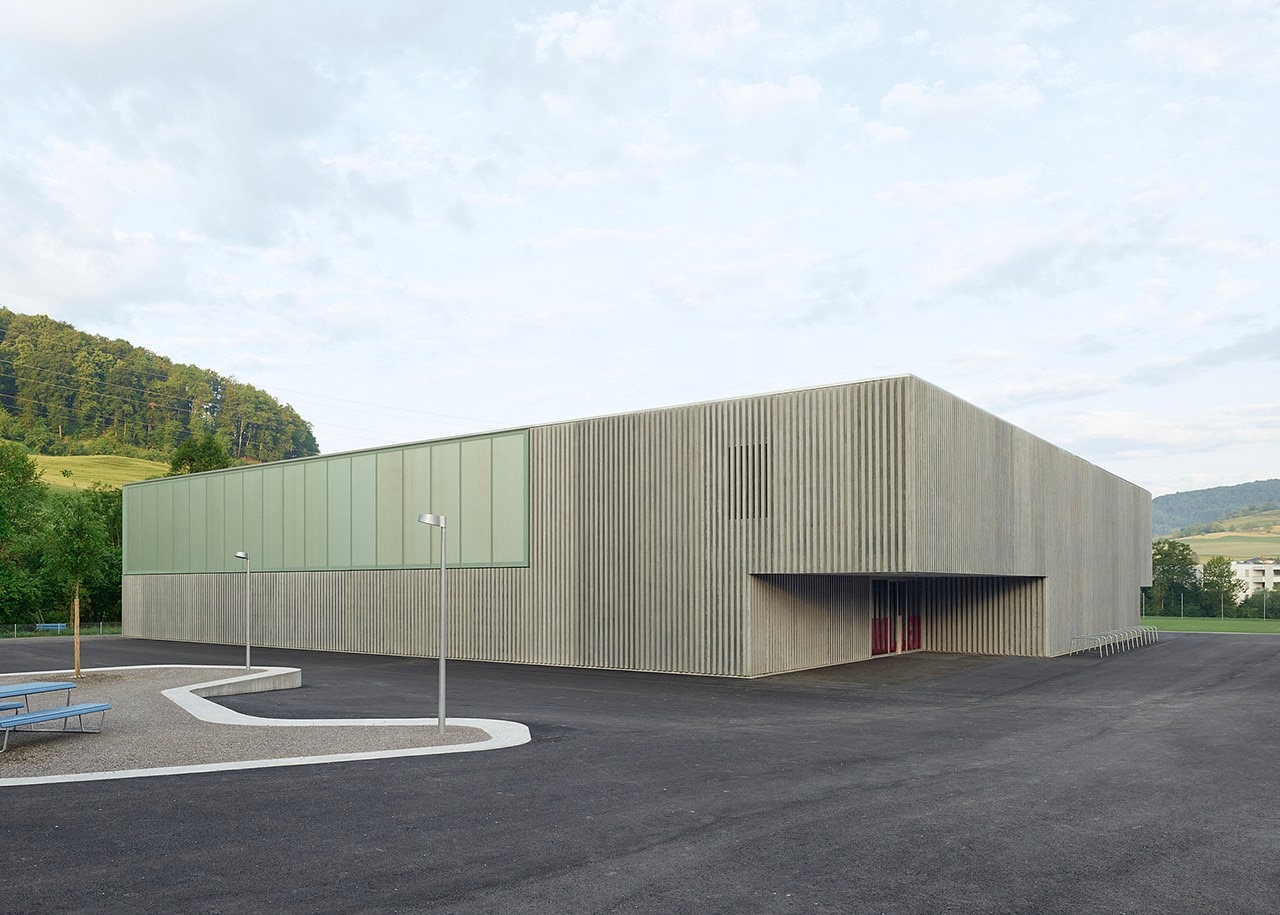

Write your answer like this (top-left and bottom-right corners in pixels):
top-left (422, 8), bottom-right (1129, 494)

top-left (0, 665), bottom-right (531, 787)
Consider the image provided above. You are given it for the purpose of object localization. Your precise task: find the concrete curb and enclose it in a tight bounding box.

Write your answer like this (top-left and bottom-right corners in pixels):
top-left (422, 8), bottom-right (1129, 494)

top-left (0, 664), bottom-right (532, 787)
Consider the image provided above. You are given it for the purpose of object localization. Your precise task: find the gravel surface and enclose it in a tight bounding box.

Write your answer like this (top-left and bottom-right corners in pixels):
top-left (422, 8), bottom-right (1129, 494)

top-left (0, 666), bottom-right (487, 778)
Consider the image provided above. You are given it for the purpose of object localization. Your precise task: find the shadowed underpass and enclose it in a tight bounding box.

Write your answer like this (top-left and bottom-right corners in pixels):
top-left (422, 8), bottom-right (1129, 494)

top-left (3, 634), bottom-right (1278, 913)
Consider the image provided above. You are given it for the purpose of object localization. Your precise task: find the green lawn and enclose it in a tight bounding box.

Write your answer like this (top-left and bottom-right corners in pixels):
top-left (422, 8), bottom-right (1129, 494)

top-left (1141, 616), bottom-right (1280, 633)
top-left (33, 454), bottom-right (168, 490)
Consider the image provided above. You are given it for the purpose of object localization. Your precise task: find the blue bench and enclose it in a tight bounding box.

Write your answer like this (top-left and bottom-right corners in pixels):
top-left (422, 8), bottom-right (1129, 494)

top-left (0, 703), bottom-right (111, 752)
top-left (0, 701), bottom-right (24, 713)
top-left (34, 623), bottom-right (67, 633)
top-left (0, 681), bottom-right (79, 709)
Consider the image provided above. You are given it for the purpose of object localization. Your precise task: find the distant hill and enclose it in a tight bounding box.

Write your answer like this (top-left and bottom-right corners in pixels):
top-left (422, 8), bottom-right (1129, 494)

top-left (1153, 479), bottom-right (1280, 536)
top-left (0, 307), bottom-right (318, 462)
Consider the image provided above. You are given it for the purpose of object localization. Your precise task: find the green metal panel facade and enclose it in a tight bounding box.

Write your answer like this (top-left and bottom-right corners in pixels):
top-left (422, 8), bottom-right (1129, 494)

top-left (123, 429), bottom-right (529, 573)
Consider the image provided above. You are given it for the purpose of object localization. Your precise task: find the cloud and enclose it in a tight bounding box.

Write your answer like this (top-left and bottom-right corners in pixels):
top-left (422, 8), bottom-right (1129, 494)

top-left (444, 202), bottom-right (475, 235)
top-left (788, 255), bottom-right (874, 326)
top-left (1194, 236), bottom-right (1280, 261)
top-left (934, 34), bottom-right (1043, 80)
top-left (768, 11), bottom-right (881, 60)
top-left (717, 75), bottom-right (822, 123)
top-left (0, 0), bottom-right (244, 52)
top-left (950, 347), bottom-right (1022, 372)
top-left (515, 166), bottom-right (616, 189)
top-left (0, 7), bottom-right (391, 259)
top-left (1126, 326), bottom-right (1280, 385)
top-left (0, 224), bottom-right (192, 326)
top-left (1017, 6), bottom-right (1076, 32)
top-left (863, 120), bottom-right (910, 143)
top-left (1049, 405), bottom-right (1280, 460)
top-left (624, 137), bottom-right (699, 164)
top-left (939, 232), bottom-right (1136, 298)
top-left (881, 79), bottom-right (1044, 119)
top-left (1214, 272), bottom-right (1259, 301)
top-left (662, 0), bottom-right (761, 59)
top-left (1128, 26), bottom-right (1228, 76)
top-left (521, 225), bottom-right (680, 252)
top-left (886, 167), bottom-right (1041, 207)
top-left (1059, 333), bottom-right (1117, 357)
top-left (981, 374), bottom-right (1123, 409)
top-left (344, 173), bottom-right (414, 222)
top-left (533, 10), bottom-right (623, 62)
top-left (1127, 17), bottom-right (1280, 83)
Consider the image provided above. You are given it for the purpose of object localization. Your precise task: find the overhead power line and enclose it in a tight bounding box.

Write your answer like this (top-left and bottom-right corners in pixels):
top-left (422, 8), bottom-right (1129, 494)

top-left (261, 385), bottom-right (505, 427)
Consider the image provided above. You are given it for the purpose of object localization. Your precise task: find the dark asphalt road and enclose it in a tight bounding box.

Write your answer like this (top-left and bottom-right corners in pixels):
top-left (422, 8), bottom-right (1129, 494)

top-left (2, 634), bottom-right (1277, 914)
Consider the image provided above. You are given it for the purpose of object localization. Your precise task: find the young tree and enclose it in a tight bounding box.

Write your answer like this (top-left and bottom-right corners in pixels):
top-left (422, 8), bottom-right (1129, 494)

top-left (1200, 555), bottom-right (1247, 619)
top-left (41, 490), bottom-right (111, 676)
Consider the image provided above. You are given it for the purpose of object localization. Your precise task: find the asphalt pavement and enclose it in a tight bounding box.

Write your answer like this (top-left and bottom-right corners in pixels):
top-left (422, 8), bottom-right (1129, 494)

top-left (3, 633), bottom-right (1277, 914)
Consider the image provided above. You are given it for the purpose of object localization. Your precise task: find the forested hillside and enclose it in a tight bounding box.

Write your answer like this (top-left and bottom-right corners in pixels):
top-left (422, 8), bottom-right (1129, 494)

top-left (1153, 479), bottom-right (1280, 536)
top-left (0, 307), bottom-right (318, 462)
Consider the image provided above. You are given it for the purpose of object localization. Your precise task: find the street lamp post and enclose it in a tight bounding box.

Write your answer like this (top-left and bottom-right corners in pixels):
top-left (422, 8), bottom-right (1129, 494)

top-left (234, 551), bottom-right (251, 669)
top-left (416, 513), bottom-right (447, 738)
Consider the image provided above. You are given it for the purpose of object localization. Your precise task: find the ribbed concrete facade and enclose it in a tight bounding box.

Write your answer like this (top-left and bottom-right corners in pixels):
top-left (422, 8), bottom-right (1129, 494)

top-left (123, 376), bottom-right (1152, 677)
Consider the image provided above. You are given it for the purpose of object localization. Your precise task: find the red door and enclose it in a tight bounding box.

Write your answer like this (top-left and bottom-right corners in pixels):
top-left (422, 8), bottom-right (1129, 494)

top-left (905, 613), bottom-right (921, 651)
top-left (872, 580), bottom-right (921, 656)
top-left (872, 617), bottom-right (893, 656)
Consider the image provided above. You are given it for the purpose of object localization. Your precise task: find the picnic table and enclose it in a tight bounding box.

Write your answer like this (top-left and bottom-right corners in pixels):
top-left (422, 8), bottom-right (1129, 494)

top-left (0, 681), bottom-right (110, 752)
top-left (0, 681), bottom-right (78, 711)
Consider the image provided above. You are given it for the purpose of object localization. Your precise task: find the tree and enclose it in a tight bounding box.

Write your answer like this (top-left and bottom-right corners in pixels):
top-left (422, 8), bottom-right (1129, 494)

top-left (167, 433), bottom-right (234, 475)
top-left (1201, 555), bottom-right (1247, 618)
top-left (1238, 586), bottom-right (1276, 620)
top-left (1147, 539), bottom-right (1201, 615)
top-left (41, 490), bottom-right (111, 676)
top-left (217, 383), bottom-right (276, 459)
top-left (0, 441), bottom-right (47, 624)
top-left (0, 440), bottom-right (43, 542)
top-left (79, 485), bottom-right (122, 624)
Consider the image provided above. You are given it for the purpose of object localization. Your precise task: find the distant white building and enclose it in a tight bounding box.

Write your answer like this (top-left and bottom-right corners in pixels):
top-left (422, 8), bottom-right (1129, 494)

top-left (1232, 559), bottom-right (1280, 595)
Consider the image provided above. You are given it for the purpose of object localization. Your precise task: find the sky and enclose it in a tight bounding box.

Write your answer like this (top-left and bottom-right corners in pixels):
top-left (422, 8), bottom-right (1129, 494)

top-left (1, 1), bottom-right (1276, 496)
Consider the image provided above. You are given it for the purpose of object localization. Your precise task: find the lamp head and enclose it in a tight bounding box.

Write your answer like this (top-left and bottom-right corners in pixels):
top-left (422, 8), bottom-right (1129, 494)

top-left (417, 513), bottom-right (446, 529)
top-left (234, 551), bottom-right (249, 560)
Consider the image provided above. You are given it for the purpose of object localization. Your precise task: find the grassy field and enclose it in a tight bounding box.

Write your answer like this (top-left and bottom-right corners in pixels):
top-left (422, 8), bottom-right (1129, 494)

top-left (1197, 508), bottom-right (1280, 533)
top-left (1175, 531), bottom-right (1280, 560)
top-left (1172, 508), bottom-right (1280, 560)
top-left (1141, 616), bottom-right (1280, 633)
top-left (34, 454), bottom-right (168, 490)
